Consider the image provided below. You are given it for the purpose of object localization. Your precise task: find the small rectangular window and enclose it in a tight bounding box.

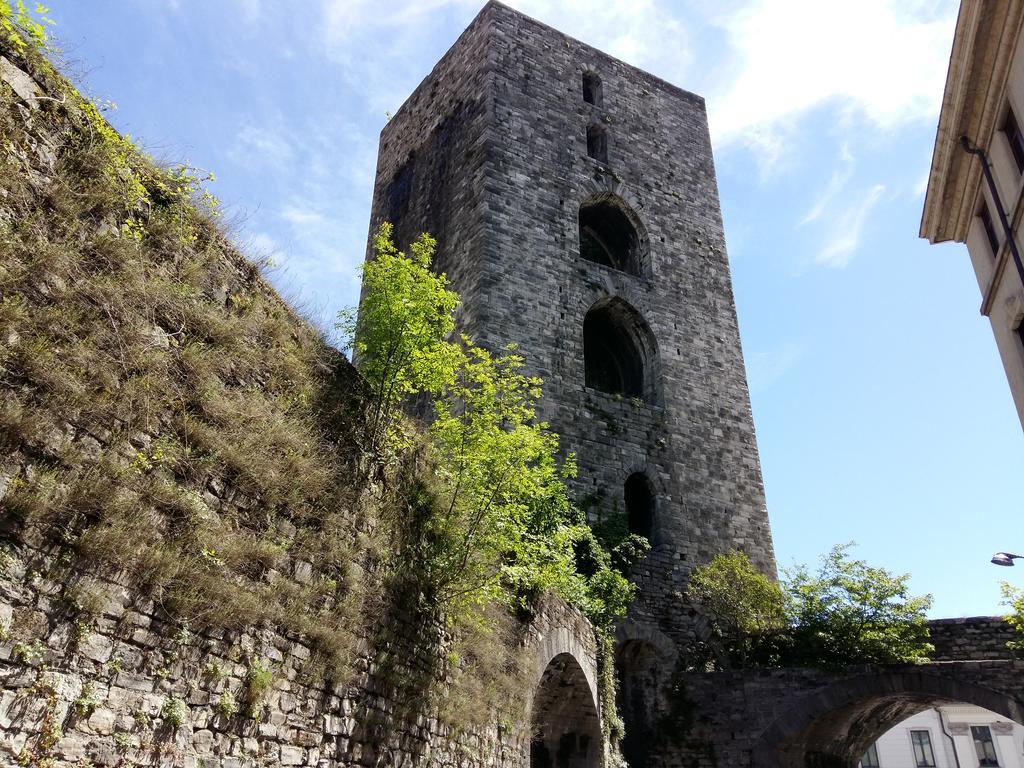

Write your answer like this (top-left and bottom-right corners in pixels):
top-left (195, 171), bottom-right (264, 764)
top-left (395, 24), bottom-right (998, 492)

top-left (1004, 107), bottom-right (1024, 174)
top-left (860, 742), bottom-right (880, 768)
top-left (1016, 319), bottom-right (1024, 351)
top-left (911, 730), bottom-right (936, 768)
top-left (980, 203), bottom-right (1001, 258)
top-left (587, 124), bottom-right (608, 163)
top-left (582, 71), bottom-right (603, 106)
top-left (972, 725), bottom-right (999, 767)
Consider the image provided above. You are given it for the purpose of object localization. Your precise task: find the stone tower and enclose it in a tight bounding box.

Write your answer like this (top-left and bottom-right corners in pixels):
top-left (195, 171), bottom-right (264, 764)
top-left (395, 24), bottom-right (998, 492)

top-left (367, 1), bottom-right (775, 761)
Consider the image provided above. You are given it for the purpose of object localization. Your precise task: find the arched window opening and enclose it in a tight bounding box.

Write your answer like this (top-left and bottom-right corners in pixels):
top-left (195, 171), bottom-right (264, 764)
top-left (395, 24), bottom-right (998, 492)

top-left (624, 472), bottom-right (655, 542)
top-left (586, 124), bottom-right (608, 163)
top-left (578, 195), bottom-right (648, 276)
top-left (531, 653), bottom-right (601, 768)
top-left (583, 298), bottom-right (660, 403)
top-left (582, 71), bottom-right (603, 106)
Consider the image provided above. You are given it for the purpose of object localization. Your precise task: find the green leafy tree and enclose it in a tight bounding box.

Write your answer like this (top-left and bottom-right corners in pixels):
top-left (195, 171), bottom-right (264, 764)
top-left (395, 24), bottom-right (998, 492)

top-left (337, 223), bottom-right (461, 452)
top-left (784, 543), bottom-right (933, 667)
top-left (689, 549), bottom-right (786, 665)
top-left (339, 225), bottom-right (636, 628)
top-left (999, 582), bottom-right (1024, 655)
top-left (689, 544), bottom-right (933, 668)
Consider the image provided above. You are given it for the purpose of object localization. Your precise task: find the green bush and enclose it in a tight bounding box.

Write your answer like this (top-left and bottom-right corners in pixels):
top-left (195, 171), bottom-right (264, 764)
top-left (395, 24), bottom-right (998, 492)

top-left (690, 544), bottom-right (933, 668)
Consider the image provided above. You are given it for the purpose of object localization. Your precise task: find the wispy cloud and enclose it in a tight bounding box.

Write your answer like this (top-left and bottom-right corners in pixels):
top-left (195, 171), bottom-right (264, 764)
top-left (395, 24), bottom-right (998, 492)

top-left (710, 0), bottom-right (956, 160)
top-left (815, 184), bottom-right (885, 268)
top-left (798, 145), bottom-right (854, 227)
top-left (747, 340), bottom-right (802, 393)
top-left (231, 125), bottom-right (296, 170)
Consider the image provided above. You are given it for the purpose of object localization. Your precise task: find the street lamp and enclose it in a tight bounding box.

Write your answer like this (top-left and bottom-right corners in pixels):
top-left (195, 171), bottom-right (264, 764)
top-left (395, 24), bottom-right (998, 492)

top-left (991, 552), bottom-right (1024, 567)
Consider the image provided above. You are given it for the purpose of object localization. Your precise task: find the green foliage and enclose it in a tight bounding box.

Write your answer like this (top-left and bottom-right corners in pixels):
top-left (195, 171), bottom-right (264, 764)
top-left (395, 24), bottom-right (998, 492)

top-left (690, 544), bottom-right (933, 668)
top-left (1000, 582), bottom-right (1024, 655)
top-left (160, 696), bottom-right (188, 729)
top-left (338, 223), bottom-right (460, 452)
top-left (0, 1), bottom-right (53, 51)
top-left (243, 659), bottom-right (273, 718)
top-left (72, 682), bottom-right (100, 719)
top-left (217, 690), bottom-right (239, 720)
top-left (690, 550), bottom-right (786, 634)
top-left (341, 225), bottom-right (635, 630)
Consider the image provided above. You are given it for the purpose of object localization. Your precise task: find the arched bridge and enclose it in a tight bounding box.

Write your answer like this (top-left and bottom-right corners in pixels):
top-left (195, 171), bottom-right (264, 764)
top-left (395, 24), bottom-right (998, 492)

top-left (655, 618), bottom-right (1024, 768)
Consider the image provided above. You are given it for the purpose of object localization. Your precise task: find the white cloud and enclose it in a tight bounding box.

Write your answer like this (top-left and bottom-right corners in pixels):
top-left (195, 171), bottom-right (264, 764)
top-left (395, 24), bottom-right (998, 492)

top-left (747, 340), bottom-right (802, 393)
top-left (231, 125), bottom-right (295, 170)
top-left (798, 144), bottom-right (854, 227)
top-left (709, 0), bottom-right (956, 154)
top-left (281, 205), bottom-right (327, 227)
top-left (815, 184), bottom-right (885, 268)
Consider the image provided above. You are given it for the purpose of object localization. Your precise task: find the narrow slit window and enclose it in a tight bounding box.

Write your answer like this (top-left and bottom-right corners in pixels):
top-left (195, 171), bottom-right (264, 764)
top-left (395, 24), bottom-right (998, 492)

top-left (624, 473), bottom-right (655, 542)
top-left (980, 203), bottom-right (1000, 258)
top-left (582, 71), bottom-right (603, 106)
top-left (1005, 106), bottom-right (1024, 174)
top-left (587, 124), bottom-right (608, 163)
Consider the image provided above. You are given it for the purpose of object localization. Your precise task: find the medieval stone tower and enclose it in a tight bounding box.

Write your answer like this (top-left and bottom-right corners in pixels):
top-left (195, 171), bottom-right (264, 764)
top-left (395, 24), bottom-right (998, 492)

top-left (367, 1), bottom-right (775, 761)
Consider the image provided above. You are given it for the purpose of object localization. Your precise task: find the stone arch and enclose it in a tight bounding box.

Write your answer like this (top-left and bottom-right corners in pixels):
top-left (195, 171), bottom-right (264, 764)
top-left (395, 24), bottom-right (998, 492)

top-left (583, 297), bottom-right (661, 403)
top-left (578, 193), bottom-right (650, 277)
top-left (753, 671), bottom-right (1024, 768)
top-left (530, 652), bottom-right (602, 768)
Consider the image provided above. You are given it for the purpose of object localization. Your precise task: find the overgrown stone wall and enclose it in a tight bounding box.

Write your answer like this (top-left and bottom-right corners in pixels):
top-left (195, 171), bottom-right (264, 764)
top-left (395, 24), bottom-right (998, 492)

top-left (0, 30), bottom-right (602, 768)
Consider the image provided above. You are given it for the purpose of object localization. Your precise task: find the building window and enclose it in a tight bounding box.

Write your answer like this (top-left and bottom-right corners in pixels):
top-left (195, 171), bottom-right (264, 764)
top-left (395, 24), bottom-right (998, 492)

top-left (624, 472), bottom-right (655, 542)
top-left (911, 730), bottom-right (936, 768)
top-left (582, 71), bottom-right (603, 106)
top-left (860, 742), bottom-right (880, 768)
top-left (980, 203), bottom-right (1000, 258)
top-left (1004, 107), bottom-right (1024, 174)
top-left (578, 194), bottom-right (649, 276)
top-left (972, 725), bottom-right (999, 767)
top-left (587, 124), bottom-right (608, 163)
top-left (583, 297), bottom-right (660, 403)
top-left (1016, 319), bottom-right (1024, 352)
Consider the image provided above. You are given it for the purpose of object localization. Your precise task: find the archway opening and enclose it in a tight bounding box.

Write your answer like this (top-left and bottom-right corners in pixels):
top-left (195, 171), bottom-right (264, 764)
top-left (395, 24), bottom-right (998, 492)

top-left (858, 705), bottom-right (1023, 768)
top-left (530, 653), bottom-right (601, 768)
top-left (624, 472), bottom-right (654, 542)
top-left (583, 298), bottom-right (660, 403)
top-left (758, 674), bottom-right (1024, 768)
top-left (578, 195), bottom-right (648, 276)
top-left (616, 640), bottom-right (664, 768)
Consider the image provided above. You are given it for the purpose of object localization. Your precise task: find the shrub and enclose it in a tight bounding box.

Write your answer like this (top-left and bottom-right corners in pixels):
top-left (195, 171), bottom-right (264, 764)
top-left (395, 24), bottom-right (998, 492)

top-left (160, 696), bottom-right (188, 729)
top-left (690, 544), bottom-right (933, 668)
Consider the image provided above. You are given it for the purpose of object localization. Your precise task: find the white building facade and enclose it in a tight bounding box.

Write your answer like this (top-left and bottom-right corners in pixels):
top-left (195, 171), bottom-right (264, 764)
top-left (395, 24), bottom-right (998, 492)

top-left (863, 707), bottom-right (1024, 768)
top-left (922, 1), bottom-right (1024, 430)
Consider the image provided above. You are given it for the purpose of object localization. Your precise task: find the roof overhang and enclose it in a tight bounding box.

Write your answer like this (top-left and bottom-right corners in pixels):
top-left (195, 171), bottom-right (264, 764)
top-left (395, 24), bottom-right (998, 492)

top-left (920, 1), bottom-right (1024, 244)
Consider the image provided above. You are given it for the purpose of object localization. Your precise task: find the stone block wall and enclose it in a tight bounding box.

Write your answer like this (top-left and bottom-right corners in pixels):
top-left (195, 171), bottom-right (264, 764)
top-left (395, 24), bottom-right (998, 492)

top-left (0, 35), bottom-right (602, 768)
top-left (0, 538), bottom-right (591, 767)
top-left (927, 616), bottom-right (1017, 661)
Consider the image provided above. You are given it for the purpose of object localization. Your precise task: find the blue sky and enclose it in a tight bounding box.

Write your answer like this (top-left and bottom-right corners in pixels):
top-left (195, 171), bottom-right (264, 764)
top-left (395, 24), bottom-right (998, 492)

top-left (47, 0), bottom-right (1023, 617)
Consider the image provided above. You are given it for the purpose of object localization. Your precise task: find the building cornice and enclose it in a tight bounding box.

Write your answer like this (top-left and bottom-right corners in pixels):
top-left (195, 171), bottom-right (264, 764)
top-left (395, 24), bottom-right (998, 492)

top-left (921, 0), bottom-right (1024, 244)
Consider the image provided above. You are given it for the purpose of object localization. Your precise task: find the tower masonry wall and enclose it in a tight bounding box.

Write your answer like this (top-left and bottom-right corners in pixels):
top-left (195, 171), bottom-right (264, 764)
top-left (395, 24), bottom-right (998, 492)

top-left (368, 1), bottom-right (775, 658)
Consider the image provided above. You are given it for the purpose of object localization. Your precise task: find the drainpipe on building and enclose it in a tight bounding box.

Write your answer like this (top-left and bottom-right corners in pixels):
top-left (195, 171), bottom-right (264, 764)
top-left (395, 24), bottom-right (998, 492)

top-left (936, 706), bottom-right (962, 768)
top-left (960, 136), bottom-right (1024, 290)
